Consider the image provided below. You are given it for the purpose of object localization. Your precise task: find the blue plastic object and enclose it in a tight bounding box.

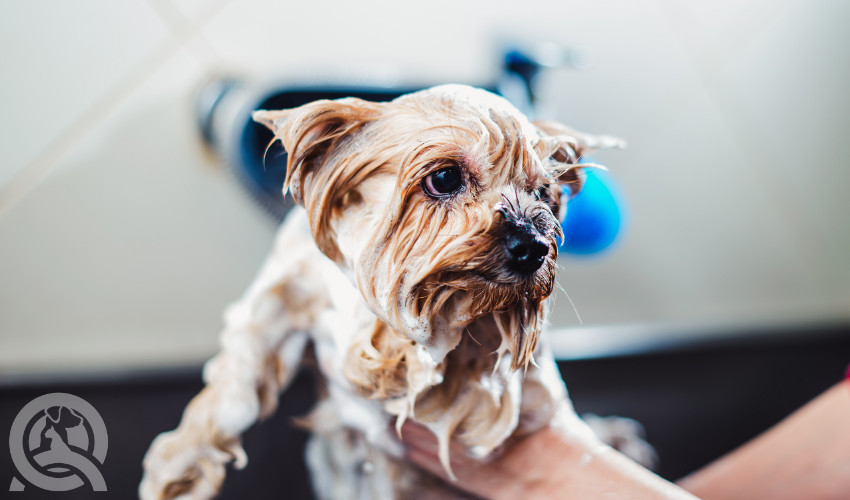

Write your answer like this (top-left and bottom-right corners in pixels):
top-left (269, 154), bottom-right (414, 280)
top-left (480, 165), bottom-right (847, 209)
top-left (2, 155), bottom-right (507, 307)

top-left (559, 168), bottom-right (623, 255)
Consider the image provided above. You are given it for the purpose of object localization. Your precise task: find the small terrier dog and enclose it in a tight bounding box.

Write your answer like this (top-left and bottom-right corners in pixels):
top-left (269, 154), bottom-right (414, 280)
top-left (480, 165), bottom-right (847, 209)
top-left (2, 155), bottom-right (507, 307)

top-left (140, 84), bottom-right (642, 499)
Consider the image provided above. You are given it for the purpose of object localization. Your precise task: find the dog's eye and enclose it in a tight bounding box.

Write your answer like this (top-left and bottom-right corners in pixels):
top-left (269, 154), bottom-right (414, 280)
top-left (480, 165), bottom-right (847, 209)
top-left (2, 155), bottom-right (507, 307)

top-left (423, 166), bottom-right (464, 198)
top-left (535, 185), bottom-right (554, 206)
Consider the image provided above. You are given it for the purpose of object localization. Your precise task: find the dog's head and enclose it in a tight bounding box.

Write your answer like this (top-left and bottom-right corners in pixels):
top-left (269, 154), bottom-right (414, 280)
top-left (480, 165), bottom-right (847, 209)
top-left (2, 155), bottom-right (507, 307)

top-left (255, 85), bottom-right (619, 369)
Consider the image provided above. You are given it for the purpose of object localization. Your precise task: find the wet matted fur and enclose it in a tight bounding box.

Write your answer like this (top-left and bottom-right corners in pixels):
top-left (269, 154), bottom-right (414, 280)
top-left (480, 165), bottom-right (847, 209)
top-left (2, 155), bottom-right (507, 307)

top-left (140, 85), bottom-right (636, 499)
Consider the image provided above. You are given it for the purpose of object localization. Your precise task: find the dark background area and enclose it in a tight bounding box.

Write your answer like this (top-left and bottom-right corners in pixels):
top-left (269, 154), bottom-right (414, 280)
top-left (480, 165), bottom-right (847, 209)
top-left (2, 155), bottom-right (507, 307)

top-left (2, 324), bottom-right (848, 499)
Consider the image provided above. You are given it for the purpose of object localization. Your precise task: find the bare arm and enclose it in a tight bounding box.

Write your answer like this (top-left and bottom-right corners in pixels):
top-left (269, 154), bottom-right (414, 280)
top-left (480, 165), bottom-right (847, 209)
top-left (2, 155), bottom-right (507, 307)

top-left (402, 376), bottom-right (850, 500)
top-left (401, 411), bottom-right (699, 500)
top-left (679, 379), bottom-right (850, 500)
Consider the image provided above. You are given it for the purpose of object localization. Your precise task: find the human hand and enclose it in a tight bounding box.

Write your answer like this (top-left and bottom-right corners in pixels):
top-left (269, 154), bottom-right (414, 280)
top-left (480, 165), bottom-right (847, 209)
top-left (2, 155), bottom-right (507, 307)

top-left (399, 419), bottom-right (698, 500)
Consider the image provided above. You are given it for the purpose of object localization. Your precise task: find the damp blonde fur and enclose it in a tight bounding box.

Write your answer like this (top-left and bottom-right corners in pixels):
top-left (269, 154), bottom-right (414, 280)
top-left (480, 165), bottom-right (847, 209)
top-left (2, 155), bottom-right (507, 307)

top-left (141, 85), bottom-right (625, 499)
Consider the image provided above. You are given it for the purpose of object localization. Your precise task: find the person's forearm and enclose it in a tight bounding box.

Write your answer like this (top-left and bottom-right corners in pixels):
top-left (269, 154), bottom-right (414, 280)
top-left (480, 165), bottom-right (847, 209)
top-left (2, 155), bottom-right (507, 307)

top-left (679, 380), bottom-right (850, 500)
top-left (494, 423), bottom-right (699, 500)
top-left (402, 414), bottom-right (699, 500)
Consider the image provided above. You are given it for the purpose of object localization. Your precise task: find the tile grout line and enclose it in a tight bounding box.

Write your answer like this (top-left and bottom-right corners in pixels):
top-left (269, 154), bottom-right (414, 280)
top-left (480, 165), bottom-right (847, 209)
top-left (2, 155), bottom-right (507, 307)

top-left (0, 0), bottom-right (234, 216)
top-left (0, 37), bottom-right (181, 214)
top-left (147, 0), bottom-right (223, 63)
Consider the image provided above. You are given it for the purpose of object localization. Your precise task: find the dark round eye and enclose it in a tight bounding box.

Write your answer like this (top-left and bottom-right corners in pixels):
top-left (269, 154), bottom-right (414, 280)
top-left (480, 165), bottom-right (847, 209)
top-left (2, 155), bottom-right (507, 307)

top-left (423, 166), bottom-right (464, 198)
top-left (535, 185), bottom-right (555, 206)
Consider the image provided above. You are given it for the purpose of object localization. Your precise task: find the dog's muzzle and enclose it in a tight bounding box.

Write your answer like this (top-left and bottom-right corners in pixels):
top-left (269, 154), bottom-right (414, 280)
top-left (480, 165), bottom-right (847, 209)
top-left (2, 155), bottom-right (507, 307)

top-left (504, 223), bottom-right (549, 274)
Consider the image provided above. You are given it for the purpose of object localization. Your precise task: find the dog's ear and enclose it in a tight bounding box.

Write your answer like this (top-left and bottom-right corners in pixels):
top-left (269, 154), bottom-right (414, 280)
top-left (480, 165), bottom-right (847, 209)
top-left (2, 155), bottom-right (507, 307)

top-left (253, 98), bottom-right (384, 203)
top-left (253, 98), bottom-right (384, 261)
top-left (534, 120), bottom-right (625, 198)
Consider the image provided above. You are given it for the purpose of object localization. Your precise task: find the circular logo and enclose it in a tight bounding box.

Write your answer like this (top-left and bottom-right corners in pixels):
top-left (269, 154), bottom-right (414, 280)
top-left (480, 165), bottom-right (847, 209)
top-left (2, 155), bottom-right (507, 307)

top-left (8, 393), bottom-right (108, 492)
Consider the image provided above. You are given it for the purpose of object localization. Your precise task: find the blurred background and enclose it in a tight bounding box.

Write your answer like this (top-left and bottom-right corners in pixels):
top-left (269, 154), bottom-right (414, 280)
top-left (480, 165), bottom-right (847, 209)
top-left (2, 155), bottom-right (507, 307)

top-left (1, 1), bottom-right (849, 496)
top-left (1, 0), bottom-right (847, 374)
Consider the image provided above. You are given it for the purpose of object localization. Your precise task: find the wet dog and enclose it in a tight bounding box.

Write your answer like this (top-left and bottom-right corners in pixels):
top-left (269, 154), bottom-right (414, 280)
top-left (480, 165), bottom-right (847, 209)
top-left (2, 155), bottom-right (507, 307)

top-left (140, 84), bottom-right (645, 499)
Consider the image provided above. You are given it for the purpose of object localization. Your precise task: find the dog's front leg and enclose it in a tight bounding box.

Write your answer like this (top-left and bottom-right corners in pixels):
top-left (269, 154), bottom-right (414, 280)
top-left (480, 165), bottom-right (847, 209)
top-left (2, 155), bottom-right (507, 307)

top-left (140, 211), bottom-right (331, 500)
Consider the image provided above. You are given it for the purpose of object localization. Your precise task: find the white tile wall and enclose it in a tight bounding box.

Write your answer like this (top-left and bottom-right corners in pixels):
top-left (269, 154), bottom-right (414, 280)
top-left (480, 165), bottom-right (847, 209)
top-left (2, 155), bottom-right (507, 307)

top-left (0, 0), bottom-right (169, 191)
top-left (0, 0), bottom-right (847, 373)
top-left (0, 42), bottom-right (276, 373)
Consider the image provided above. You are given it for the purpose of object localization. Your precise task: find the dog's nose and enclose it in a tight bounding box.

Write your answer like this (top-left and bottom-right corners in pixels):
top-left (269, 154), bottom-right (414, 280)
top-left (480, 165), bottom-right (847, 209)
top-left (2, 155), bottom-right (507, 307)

top-left (505, 228), bottom-right (549, 273)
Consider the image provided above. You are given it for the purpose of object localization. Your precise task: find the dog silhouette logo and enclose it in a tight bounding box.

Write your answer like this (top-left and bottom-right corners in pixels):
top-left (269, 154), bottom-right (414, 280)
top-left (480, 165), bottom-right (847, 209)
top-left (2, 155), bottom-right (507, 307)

top-left (8, 393), bottom-right (108, 492)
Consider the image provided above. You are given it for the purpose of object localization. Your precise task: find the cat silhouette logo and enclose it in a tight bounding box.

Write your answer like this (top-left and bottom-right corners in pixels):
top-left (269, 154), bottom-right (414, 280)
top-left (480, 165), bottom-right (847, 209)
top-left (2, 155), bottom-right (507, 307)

top-left (8, 393), bottom-right (108, 492)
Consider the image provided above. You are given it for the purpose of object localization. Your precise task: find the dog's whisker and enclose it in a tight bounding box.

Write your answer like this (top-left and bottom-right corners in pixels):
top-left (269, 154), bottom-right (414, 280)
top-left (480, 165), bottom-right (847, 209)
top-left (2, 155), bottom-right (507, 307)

top-left (561, 286), bottom-right (583, 325)
top-left (554, 279), bottom-right (568, 298)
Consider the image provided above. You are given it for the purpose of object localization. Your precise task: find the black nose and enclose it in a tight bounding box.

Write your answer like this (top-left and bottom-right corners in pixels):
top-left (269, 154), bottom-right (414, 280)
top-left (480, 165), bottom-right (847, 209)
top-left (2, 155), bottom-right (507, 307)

top-left (505, 229), bottom-right (550, 273)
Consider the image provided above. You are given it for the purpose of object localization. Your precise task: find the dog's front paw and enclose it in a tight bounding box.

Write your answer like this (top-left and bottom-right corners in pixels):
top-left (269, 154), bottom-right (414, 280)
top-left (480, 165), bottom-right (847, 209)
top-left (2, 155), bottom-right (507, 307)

top-left (140, 429), bottom-right (240, 500)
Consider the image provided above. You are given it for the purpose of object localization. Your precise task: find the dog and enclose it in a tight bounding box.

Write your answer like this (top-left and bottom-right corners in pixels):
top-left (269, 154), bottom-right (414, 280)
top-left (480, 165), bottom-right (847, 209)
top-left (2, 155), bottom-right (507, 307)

top-left (140, 84), bottom-right (650, 499)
